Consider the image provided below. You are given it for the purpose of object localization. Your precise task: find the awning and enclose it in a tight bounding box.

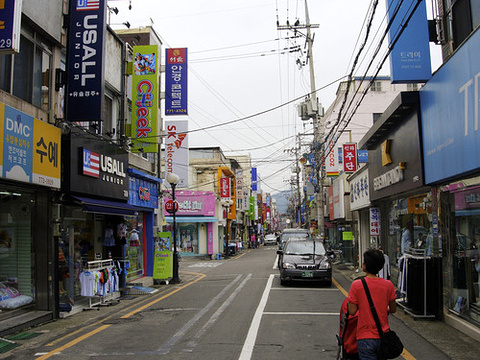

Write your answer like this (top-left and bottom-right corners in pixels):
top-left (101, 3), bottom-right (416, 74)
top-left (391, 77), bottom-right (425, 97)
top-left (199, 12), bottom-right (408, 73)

top-left (165, 216), bottom-right (218, 223)
top-left (73, 196), bottom-right (139, 216)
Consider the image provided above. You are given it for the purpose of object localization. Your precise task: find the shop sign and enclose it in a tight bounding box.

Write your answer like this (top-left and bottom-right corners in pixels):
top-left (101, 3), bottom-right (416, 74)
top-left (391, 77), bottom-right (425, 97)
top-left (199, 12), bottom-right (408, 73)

top-left (326, 142), bottom-right (339, 177)
top-left (163, 191), bottom-right (215, 216)
top-left (128, 176), bottom-right (159, 209)
top-left (387, 0), bottom-right (431, 83)
top-left (220, 177), bottom-right (230, 198)
top-left (68, 128), bottom-right (128, 200)
top-left (0, 103), bottom-right (61, 188)
top-left (165, 48), bottom-right (188, 115)
top-left (0, 0), bottom-right (22, 54)
top-left (343, 143), bottom-right (357, 173)
top-left (66, 0), bottom-right (106, 122)
top-left (350, 169), bottom-right (369, 210)
top-left (164, 120), bottom-right (188, 188)
top-left (251, 167), bottom-right (257, 191)
top-left (370, 207), bottom-right (380, 236)
top-left (373, 165), bottom-right (404, 191)
top-left (130, 45), bottom-right (158, 153)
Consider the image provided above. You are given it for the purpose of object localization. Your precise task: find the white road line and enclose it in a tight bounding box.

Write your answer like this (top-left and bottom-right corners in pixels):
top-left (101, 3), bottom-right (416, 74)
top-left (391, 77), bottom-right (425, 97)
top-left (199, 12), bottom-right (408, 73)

top-left (263, 312), bottom-right (340, 316)
top-left (273, 255), bottom-right (278, 269)
top-left (238, 273), bottom-right (274, 360)
top-left (184, 274), bottom-right (252, 352)
top-left (157, 274), bottom-right (243, 355)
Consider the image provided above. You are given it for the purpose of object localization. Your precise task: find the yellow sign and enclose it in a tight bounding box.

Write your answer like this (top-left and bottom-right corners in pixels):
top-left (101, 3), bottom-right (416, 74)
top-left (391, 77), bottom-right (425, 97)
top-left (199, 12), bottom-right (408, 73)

top-left (33, 119), bottom-right (61, 188)
top-left (381, 139), bottom-right (392, 166)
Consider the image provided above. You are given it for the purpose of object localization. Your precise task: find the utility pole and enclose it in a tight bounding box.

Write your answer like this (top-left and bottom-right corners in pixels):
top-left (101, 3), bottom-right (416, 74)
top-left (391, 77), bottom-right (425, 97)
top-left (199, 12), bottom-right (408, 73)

top-left (277, 0), bottom-right (324, 235)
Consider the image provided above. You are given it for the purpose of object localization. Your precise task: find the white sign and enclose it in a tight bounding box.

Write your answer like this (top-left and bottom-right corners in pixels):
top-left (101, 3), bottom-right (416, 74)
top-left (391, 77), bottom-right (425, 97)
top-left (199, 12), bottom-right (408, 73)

top-left (350, 168), bottom-right (370, 211)
top-left (165, 120), bottom-right (189, 188)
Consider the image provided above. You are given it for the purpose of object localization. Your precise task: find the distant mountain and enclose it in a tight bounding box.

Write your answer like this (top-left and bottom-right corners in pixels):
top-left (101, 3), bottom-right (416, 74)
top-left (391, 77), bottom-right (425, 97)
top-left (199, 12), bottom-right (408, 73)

top-left (272, 190), bottom-right (291, 215)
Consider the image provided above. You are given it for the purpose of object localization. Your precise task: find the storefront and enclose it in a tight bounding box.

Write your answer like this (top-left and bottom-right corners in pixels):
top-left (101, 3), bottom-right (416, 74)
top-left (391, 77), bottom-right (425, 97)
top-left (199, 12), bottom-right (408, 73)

top-left (0, 103), bottom-right (61, 330)
top-left (164, 191), bottom-right (218, 256)
top-left (127, 168), bottom-right (161, 283)
top-left (60, 127), bottom-right (137, 311)
top-left (420, 28), bottom-right (480, 331)
top-left (359, 91), bottom-right (441, 319)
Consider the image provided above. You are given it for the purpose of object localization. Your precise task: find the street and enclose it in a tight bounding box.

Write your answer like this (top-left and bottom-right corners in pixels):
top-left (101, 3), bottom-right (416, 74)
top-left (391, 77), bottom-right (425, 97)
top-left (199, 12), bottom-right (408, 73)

top-left (0, 246), bottom-right (474, 359)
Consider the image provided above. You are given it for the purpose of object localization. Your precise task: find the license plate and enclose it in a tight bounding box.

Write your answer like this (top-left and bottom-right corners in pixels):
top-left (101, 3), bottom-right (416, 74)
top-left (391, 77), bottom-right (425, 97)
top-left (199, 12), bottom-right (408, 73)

top-left (302, 271), bottom-right (313, 278)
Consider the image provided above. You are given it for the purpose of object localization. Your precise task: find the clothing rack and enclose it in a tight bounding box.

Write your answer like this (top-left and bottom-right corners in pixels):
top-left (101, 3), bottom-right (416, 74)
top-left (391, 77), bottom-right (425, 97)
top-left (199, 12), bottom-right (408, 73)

top-left (83, 260), bottom-right (120, 309)
top-left (397, 248), bottom-right (435, 319)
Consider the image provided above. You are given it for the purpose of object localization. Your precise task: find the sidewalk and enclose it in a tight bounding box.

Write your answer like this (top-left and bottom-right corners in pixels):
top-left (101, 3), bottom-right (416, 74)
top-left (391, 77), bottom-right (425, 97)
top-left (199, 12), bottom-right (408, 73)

top-left (335, 264), bottom-right (480, 360)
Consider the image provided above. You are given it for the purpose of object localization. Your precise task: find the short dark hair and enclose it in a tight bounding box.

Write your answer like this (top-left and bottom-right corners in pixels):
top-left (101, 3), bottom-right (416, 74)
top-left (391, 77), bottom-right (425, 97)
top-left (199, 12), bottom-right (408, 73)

top-left (363, 249), bottom-right (385, 274)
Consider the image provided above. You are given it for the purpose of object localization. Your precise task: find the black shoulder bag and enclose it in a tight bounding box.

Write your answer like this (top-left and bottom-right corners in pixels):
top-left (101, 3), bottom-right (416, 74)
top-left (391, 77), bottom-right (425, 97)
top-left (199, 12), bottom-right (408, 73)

top-left (361, 278), bottom-right (403, 359)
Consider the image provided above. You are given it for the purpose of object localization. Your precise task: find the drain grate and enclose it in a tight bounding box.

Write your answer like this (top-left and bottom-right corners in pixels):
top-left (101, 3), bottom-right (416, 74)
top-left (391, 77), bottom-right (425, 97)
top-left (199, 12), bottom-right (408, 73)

top-left (6, 332), bottom-right (42, 341)
top-left (0, 338), bottom-right (20, 354)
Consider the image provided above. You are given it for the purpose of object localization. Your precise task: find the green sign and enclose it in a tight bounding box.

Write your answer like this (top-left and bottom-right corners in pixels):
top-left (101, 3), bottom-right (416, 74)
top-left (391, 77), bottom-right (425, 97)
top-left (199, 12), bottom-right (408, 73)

top-left (153, 232), bottom-right (172, 280)
top-left (342, 231), bottom-right (353, 241)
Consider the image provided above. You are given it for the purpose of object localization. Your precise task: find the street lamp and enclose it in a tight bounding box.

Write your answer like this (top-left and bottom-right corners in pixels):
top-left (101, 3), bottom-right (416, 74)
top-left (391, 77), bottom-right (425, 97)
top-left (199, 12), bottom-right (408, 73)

top-left (166, 172), bottom-right (180, 283)
top-left (222, 199), bottom-right (234, 258)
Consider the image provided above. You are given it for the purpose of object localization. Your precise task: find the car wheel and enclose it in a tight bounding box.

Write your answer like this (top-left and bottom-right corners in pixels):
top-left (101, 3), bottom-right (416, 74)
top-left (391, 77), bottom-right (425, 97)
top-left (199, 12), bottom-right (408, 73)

top-left (324, 280), bottom-right (332, 287)
top-left (280, 278), bottom-right (288, 286)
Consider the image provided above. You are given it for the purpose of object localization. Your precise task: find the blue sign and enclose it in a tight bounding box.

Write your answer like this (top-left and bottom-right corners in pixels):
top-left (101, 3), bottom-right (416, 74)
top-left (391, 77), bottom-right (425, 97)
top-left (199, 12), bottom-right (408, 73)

top-left (358, 150), bottom-right (368, 163)
top-left (387, 0), bottom-right (431, 83)
top-left (128, 176), bottom-right (159, 209)
top-left (66, 0), bottom-right (106, 122)
top-left (420, 29), bottom-right (480, 184)
top-left (165, 48), bottom-right (188, 115)
top-left (0, 0), bottom-right (21, 54)
top-left (251, 167), bottom-right (257, 191)
top-left (3, 106), bottom-right (33, 182)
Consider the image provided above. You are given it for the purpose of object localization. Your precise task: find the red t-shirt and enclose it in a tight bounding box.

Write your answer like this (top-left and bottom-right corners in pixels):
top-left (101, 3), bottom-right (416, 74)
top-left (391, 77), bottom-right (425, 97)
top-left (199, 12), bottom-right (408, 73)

top-left (348, 277), bottom-right (396, 340)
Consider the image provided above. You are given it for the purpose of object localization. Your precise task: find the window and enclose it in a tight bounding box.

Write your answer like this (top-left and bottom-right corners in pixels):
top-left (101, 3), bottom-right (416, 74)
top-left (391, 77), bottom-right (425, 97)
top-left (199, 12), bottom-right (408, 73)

top-left (407, 83), bottom-right (419, 91)
top-left (2, 29), bottom-right (52, 112)
top-left (370, 81), bottom-right (382, 92)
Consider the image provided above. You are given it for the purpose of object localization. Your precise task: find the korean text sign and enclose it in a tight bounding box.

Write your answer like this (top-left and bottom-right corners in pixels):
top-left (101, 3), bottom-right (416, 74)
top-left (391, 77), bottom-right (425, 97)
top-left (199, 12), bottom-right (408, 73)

top-left (165, 48), bottom-right (188, 115)
top-left (343, 143), bottom-right (357, 173)
top-left (0, 103), bottom-right (61, 188)
top-left (370, 207), bottom-right (380, 236)
top-left (131, 45), bottom-right (159, 153)
top-left (66, 0), bottom-right (106, 122)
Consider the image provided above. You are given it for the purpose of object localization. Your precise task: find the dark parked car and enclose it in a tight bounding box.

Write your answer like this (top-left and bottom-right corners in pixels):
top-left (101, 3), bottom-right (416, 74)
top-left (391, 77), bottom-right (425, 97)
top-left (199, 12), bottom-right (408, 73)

top-left (277, 239), bottom-right (333, 286)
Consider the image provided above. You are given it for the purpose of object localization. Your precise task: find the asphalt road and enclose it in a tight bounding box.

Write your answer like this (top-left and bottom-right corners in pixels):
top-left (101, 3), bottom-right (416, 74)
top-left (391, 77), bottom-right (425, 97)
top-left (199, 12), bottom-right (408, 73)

top-left (0, 245), bottom-right (462, 359)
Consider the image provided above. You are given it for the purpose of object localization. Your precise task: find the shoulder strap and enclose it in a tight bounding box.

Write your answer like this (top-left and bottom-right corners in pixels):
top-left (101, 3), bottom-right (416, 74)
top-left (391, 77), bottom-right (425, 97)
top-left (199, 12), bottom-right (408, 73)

top-left (361, 278), bottom-right (384, 337)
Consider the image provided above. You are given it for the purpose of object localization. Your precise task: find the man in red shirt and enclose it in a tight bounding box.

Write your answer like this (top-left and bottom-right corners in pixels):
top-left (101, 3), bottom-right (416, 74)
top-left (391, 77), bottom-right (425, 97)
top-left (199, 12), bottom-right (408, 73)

top-left (348, 249), bottom-right (397, 360)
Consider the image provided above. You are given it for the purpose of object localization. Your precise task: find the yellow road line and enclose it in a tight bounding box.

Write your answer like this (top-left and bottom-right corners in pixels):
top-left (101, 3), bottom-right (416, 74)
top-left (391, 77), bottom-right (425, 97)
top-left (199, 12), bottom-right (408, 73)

top-left (41, 272), bottom-right (205, 358)
top-left (38, 325), bottom-right (111, 360)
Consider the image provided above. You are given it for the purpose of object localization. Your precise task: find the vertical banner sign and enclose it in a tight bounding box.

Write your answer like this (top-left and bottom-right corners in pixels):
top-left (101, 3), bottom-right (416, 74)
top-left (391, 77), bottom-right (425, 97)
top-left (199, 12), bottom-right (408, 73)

top-left (165, 48), bottom-right (188, 115)
top-left (387, 0), bottom-right (431, 83)
top-left (131, 45), bottom-right (158, 153)
top-left (220, 177), bottom-right (230, 199)
top-left (326, 146), bottom-right (339, 177)
top-left (0, 0), bottom-right (22, 54)
top-left (343, 143), bottom-right (357, 173)
top-left (164, 120), bottom-right (188, 188)
top-left (251, 167), bottom-right (257, 191)
top-left (249, 196), bottom-right (255, 221)
top-left (67, 0), bottom-right (106, 122)
top-left (370, 207), bottom-right (380, 236)
top-left (153, 232), bottom-right (173, 281)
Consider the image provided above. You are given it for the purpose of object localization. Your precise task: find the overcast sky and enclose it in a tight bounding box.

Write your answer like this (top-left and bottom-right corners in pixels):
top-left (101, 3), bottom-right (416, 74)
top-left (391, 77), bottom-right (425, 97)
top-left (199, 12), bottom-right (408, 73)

top-left (108, 0), bottom-right (441, 194)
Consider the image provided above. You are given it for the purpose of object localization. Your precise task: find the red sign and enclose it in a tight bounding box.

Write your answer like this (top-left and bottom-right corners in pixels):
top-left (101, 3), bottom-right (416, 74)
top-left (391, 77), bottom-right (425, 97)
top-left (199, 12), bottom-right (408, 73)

top-left (343, 143), bottom-right (357, 173)
top-left (165, 199), bottom-right (178, 214)
top-left (220, 177), bottom-right (230, 198)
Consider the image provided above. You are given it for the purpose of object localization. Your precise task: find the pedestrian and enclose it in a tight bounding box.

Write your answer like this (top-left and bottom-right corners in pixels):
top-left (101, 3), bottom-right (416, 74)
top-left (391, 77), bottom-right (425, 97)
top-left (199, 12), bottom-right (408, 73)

top-left (347, 249), bottom-right (397, 360)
